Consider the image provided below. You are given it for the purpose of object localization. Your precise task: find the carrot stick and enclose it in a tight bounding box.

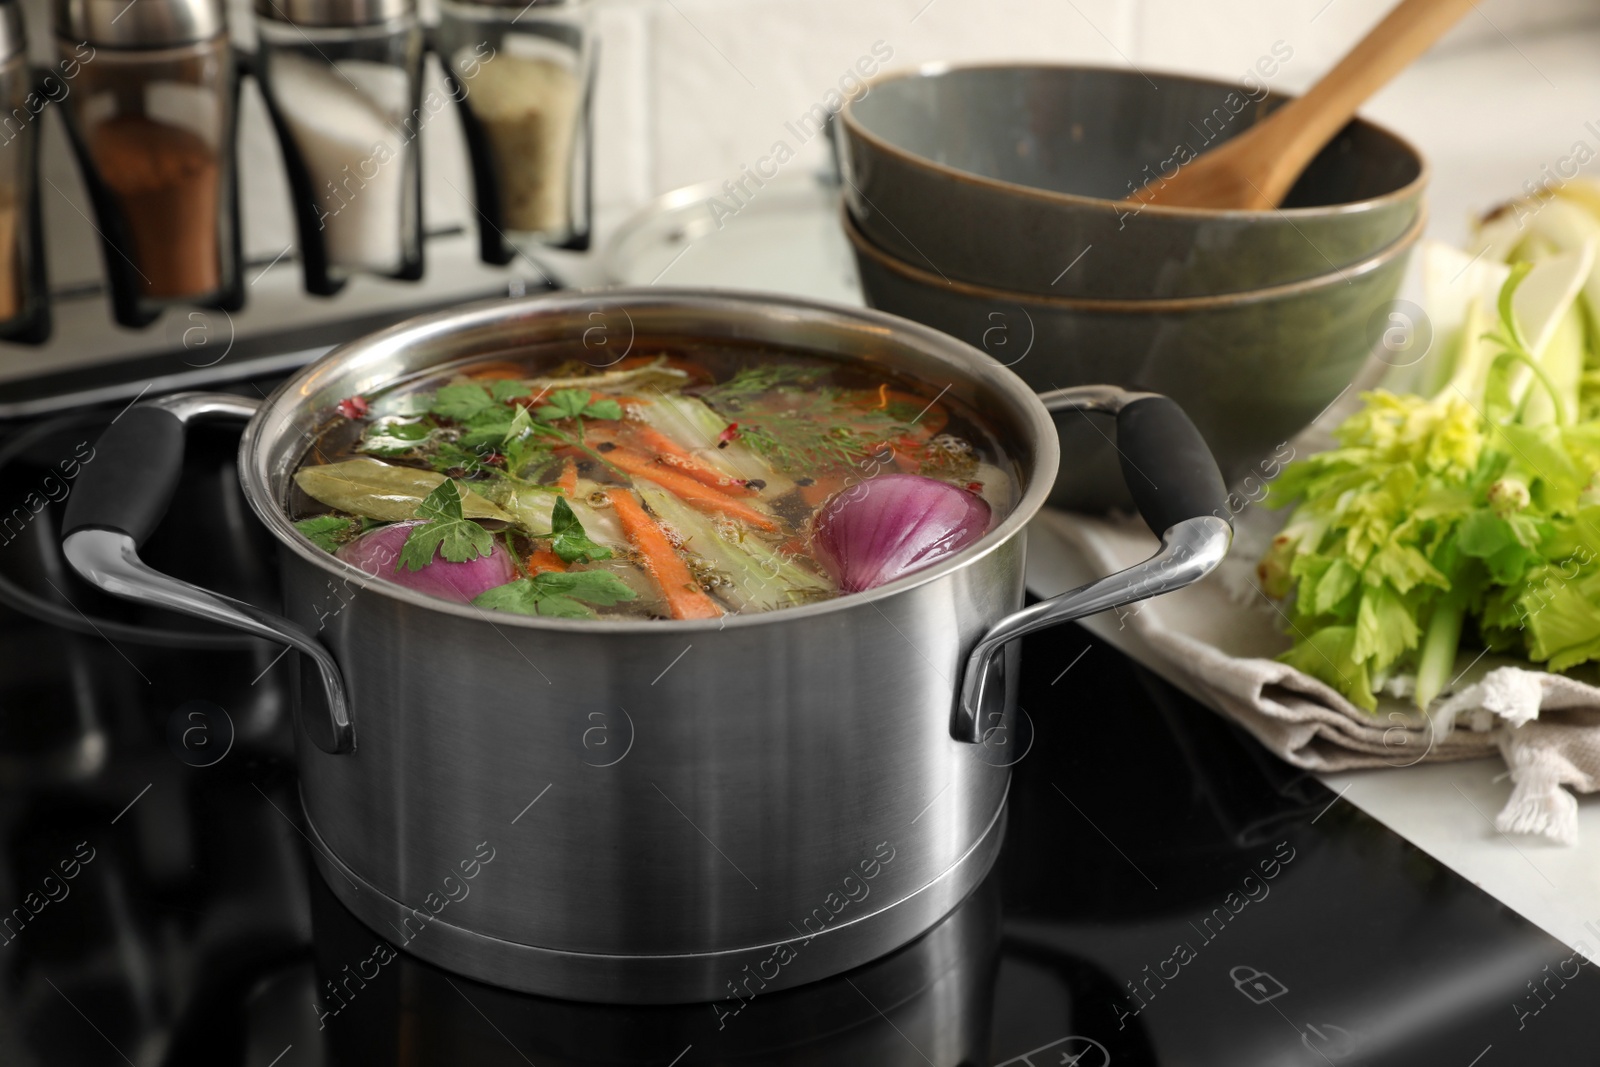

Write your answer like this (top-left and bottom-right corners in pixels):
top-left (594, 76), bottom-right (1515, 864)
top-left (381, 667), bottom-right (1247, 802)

top-left (601, 446), bottom-right (778, 531)
top-left (526, 548), bottom-right (567, 574)
top-left (865, 388), bottom-right (948, 435)
top-left (609, 424), bottom-right (755, 496)
top-left (607, 489), bottom-right (722, 619)
top-left (558, 458), bottom-right (578, 497)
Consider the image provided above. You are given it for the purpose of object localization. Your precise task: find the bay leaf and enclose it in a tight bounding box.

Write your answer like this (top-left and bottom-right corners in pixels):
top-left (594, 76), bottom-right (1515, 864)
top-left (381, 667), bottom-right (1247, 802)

top-left (293, 458), bottom-right (511, 523)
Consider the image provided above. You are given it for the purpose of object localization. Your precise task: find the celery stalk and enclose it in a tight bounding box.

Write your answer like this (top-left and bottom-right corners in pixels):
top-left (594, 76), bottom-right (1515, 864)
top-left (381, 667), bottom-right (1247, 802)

top-left (635, 393), bottom-right (794, 495)
top-left (1414, 583), bottom-right (1468, 710)
top-left (1518, 301), bottom-right (1587, 427)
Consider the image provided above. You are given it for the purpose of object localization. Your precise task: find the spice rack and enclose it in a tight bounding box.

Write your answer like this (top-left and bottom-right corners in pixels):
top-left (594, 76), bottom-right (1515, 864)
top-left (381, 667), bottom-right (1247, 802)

top-left (0, 0), bottom-right (594, 358)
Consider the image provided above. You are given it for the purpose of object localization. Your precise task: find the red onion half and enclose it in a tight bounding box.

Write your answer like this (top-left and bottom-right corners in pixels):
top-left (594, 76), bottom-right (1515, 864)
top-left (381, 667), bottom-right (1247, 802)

top-left (335, 520), bottom-right (514, 603)
top-left (812, 474), bottom-right (991, 593)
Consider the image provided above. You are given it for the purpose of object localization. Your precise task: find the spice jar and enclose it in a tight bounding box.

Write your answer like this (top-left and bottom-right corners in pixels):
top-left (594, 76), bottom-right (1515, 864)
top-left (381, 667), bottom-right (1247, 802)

top-left (436, 0), bottom-right (592, 263)
top-left (255, 0), bottom-right (424, 294)
top-left (0, 2), bottom-right (50, 343)
top-left (55, 0), bottom-right (242, 327)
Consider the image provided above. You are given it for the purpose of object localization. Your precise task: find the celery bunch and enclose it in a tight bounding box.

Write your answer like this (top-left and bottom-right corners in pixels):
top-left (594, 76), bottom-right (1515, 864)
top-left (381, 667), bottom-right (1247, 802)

top-left (1261, 183), bottom-right (1600, 711)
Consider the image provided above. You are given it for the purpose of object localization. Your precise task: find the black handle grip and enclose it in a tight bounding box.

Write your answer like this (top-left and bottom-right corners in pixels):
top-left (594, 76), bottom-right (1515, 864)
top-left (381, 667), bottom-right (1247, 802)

top-left (1115, 395), bottom-right (1229, 537)
top-left (61, 406), bottom-right (185, 547)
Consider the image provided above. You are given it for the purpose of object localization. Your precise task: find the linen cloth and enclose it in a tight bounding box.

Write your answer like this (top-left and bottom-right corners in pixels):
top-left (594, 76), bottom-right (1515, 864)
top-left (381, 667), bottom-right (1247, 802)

top-left (1036, 504), bottom-right (1600, 845)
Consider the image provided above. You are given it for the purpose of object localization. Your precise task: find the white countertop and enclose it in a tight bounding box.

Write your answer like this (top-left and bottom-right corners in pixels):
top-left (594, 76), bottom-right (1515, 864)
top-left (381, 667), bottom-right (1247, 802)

top-left (1319, 762), bottom-right (1600, 959)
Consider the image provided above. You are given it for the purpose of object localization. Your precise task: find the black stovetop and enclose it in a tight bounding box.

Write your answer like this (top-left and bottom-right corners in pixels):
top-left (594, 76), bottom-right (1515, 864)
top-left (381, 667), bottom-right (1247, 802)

top-left (1, 399), bottom-right (1595, 1067)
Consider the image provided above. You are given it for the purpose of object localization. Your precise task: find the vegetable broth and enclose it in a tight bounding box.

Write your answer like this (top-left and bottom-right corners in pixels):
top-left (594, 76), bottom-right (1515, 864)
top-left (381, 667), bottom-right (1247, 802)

top-left (286, 343), bottom-right (1018, 620)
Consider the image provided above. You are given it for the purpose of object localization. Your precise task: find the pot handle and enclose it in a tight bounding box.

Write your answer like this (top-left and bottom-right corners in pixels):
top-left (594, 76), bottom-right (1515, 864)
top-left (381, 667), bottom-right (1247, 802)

top-left (952, 386), bottom-right (1233, 743)
top-left (60, 393), bottom-right (354, 755)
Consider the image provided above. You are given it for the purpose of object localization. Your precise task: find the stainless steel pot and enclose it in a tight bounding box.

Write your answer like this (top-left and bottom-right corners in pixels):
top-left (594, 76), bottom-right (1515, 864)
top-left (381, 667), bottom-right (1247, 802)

top-left (59, 289), bottom-right (1231, 1003)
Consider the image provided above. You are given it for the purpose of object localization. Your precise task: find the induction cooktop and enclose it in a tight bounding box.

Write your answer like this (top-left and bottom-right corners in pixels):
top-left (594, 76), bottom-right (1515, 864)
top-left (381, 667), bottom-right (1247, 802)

top-left (0, 400), bottom-right (1593, 1066)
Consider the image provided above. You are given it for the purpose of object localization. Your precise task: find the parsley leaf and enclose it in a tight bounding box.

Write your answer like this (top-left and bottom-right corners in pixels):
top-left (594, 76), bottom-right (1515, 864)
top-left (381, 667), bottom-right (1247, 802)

top-left (504, 404), bottom-right (536, 442)
top-left (472, 570), bottom-right (637, 618)
top-left (549, 497), bottom-right (613, 563)
top-left (399, 480), bottom-right (495, 571)
top-left (458, 404), bottom-right (519, 449)
top-left (500, 406), bottom-right (557, 477)
top-left (295, 515), bottom-right (357, 554)
top-left (490, 379), bottom-right (530, 403)
top-left (586, 397), bottom-right (624, 421)
top-left (534, 570), bottom-right (637, 606)
top-left (535, 388), bottom-right (622, 423)
top-left (431, 384), bottom-right (498, 421)
top-left (536, 389), bottom-right (591, 421)
top-left (357, 417), bottom-right (433, 457)
top-left (429, 441), bottom-right (498, 476)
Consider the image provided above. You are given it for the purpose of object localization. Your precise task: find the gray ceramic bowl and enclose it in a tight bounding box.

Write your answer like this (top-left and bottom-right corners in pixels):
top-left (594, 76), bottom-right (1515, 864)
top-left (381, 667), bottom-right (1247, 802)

top-left (837, 63), bottom-right (1427, 301)
top-left (846, 205), bottom-right (1424, 511)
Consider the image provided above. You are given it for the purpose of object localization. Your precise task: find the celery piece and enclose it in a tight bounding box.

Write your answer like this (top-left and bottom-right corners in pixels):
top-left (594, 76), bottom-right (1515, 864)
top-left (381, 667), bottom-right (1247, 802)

top-left (634, 479), bottom-right (829, 613)
top-left (635, 392), bottom-right (794, 495)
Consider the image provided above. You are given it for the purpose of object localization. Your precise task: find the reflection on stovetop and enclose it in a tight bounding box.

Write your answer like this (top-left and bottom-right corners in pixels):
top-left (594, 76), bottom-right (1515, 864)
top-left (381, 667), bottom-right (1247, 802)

top-left (1, 400), bottom-right (1597, 1066)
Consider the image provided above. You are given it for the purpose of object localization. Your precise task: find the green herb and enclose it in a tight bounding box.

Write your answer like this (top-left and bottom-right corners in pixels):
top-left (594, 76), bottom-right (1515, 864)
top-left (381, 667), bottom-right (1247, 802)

top-left (399, 480), bottom-right (496, 571)
top-left (494, 406), bottom-right (556, 477)
top-left (458, 405), bottom-right (519, 450)
top-left (295, 514), bottom-right (359, 553)
top-left (700, 365), bottom-right (826, 403)
top-left (700, 373), bottom-right (906, 472)
top-left (737, 419), bottom-right (890, 472)
top-left (504, 405), bottom-right (536, 444)
top-left (357, 417), bottom-right (433, 457)
top-left (549, 497), bottom-right (613, 563)
top-left (535, 388), bottom-right (623, 423)
top-left (491, 379), bottom-right (530, 403)
top-left (429, 441), bottom-right (500, 476)
top-left (430, 383), bottom-right (499, 421)
top-left (511, 396), bottom-right (625, 476)
top-left (472, 570), bottom-right (638, 618)
top-left (500, 435), bottom-right (548, 480)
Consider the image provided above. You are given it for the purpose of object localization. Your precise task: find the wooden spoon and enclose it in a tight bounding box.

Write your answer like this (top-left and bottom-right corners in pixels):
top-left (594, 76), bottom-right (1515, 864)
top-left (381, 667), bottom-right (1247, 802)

top-left (1130, 0), bottom-right (1476, 211)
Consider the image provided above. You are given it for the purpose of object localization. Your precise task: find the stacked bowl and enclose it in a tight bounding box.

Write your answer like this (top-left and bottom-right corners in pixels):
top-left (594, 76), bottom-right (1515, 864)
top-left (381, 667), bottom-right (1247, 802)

top-left (836, 64), bottom-right (1427, 510)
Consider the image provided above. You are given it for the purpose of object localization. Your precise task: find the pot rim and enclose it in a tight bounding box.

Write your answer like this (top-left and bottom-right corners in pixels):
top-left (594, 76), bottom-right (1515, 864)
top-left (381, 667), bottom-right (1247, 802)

top-left (838, 60), bottom-right (1431, 223)
top-left (238, 287), bottom-right (1063, 634)
top-left (844, 200), bottom-right (1427, 312)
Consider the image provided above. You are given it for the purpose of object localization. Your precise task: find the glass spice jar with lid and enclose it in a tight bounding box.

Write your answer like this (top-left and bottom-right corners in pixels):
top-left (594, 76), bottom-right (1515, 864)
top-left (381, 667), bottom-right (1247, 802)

top-left (0, 1), bottom-right (51, 343)
top-left (254, 0), bottom-right (424, 295)
top-left (54, 0), bottom-right (242, 327)
top-left (435, 0), bottom-right (593, 262)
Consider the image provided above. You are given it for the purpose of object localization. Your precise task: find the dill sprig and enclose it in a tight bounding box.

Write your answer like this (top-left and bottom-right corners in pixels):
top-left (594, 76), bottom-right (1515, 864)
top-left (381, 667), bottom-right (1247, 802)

top-left (701, 365), bottom-right (915, 472)
top-left (699, 365), bottom-right (827, 404)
